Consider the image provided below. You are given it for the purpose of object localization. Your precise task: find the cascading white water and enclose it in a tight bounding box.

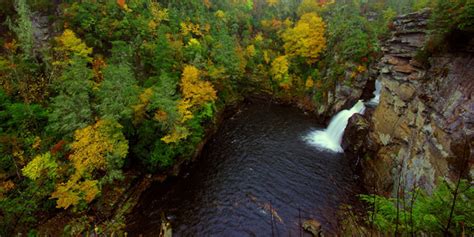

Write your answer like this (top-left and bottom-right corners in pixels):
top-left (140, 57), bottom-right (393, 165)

top-left (367, 80), bottom-right (381, 105)
top-left (305, 100), bottom-right (366, 153)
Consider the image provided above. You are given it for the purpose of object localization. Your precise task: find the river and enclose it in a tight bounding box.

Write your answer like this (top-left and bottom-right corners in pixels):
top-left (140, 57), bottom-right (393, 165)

top-left (126, 101), bottom-right (363, 236)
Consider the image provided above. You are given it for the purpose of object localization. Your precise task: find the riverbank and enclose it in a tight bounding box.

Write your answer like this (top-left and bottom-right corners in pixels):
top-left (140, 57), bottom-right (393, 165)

top-left (35, 96), bottom-right (243, 235)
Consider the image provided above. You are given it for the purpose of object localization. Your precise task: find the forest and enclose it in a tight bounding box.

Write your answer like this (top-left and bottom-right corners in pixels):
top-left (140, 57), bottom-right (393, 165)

top-left (0, 0), bottom-right (473, 235)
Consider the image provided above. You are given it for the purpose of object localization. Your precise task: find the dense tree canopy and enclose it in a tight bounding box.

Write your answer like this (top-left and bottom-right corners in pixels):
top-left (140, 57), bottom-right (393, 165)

top-left (0, 0), bottom-right (471, 235)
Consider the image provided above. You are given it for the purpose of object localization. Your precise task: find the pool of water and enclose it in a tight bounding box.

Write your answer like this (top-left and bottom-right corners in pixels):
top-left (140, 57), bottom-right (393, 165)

top-left (126, 101), bottom-right (362, 236)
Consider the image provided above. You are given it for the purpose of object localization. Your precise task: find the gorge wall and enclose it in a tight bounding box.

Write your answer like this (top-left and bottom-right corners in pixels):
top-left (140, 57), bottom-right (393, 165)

top-left (353, 9), bottom-right (473, 194)
top-left (319, 67), bottom-right (372, 118)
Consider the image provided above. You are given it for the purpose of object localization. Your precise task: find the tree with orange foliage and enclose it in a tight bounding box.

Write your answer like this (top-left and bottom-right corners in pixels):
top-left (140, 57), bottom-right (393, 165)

top-left (117, 0), bottom-right (126, 9)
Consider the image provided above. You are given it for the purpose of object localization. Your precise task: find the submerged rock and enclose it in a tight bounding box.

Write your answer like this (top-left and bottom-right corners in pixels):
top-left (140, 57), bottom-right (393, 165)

top-left (302, 219), bottom-right (322, 237)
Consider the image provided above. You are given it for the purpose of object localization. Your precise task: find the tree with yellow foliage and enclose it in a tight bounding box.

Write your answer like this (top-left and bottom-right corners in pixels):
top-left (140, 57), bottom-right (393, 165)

top-left (215, 10), bottom-right (226, 19)
top-left (180, 22), bottom-right (203, 37)
top-left (180, 65), bottom-right (217, 109)
top-left (305, 77), bottom-right (314, 89)
top-left (68, 119), bottom-right (128, 182)
top-left (246, 45), bottom-right (256, 57)
top-left (161, 65), bottom-right (217, 144)
top-left (22, 152), bottom-right (57, 181)
top-left (161, 125), bottom-right (191, 144)
top-left (270, 55), bottom-right (291, 89)
top-left (51, 119), bottom-right (128, 209)
top-left (148, 2), bottom-right (169, 31)
top-left (54, 29), bottom-right (92, 66)
top-left (282, 12), bottom-right (327, 64)
top-left (266, 0), bottom-right (279, 7)
top-left (51, 179), bottom-right (100, 210)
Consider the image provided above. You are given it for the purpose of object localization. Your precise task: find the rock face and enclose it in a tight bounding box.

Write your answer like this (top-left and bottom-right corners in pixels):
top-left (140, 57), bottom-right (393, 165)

top-left (362, 9), bottom-right (474, 194)
top-left (342, 114), bottom-right (370, 156)
top-left (31, 12), bottom-right (50, 50)
top-left (317, 64), bottom-right (375, 118)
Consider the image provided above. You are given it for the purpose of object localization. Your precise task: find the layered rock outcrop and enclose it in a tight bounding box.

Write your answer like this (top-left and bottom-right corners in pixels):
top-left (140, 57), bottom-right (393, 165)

top-left (359, 9), bottom-right (473, 194)
top-left (316, 64), bottom-right (375, 119)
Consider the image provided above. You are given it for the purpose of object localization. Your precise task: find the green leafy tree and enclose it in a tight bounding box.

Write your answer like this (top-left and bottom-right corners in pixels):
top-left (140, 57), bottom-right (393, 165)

top-left (47, 59), bottom-right (93, 138)
top-left (324, 3), bottom-right (374, 62)
top-left (95, 63), bottom-right (139, 121)
top-left (0, 99), bottom-right (47, 134)
top-left (7, 0), bottom-right (34, 59)
top-left (430, 0), bottom-right (474, 38)
top-left (211, 28), bottom-right (243, 79)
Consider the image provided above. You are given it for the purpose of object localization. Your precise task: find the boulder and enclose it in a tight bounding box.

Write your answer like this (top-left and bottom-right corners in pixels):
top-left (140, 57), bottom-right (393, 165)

top-left (342, 114), bottom-right (370, 155)
top-left (302, 219), bottom-right (322, 237)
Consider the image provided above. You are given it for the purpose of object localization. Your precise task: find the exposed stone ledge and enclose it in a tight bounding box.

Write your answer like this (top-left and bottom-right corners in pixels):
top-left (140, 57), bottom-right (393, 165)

top-left (348, 8), bottom-right (473, 195)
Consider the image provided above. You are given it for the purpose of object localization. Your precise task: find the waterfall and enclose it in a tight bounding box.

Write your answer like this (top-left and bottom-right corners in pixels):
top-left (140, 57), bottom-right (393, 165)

top-left (305, 100), bottom-right (366, 153)
top-left (367, 80), bottom-right (381, 106)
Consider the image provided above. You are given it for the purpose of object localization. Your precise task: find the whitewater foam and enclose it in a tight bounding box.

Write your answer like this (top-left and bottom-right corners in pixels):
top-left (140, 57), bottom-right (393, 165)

top-left (367, 80), bottom-right (381, 106)
top-left (304, 100), bottom-right (366, 153)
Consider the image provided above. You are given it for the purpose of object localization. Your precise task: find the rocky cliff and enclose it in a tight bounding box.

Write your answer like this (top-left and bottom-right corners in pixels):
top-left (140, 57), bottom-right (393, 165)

top-left (354, 9), bottom-right (473, 194)
top-left (320, 67), bottom-right (373, 117)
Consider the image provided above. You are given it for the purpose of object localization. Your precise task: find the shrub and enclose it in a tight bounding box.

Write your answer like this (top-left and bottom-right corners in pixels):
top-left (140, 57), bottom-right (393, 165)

top-left (360, 179), bottom-right (473, 235)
